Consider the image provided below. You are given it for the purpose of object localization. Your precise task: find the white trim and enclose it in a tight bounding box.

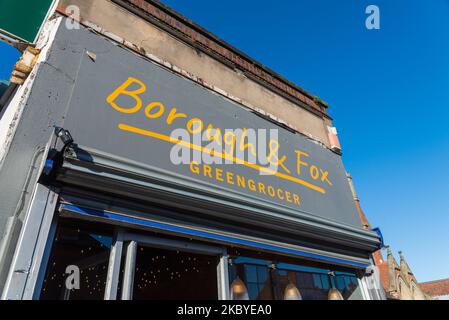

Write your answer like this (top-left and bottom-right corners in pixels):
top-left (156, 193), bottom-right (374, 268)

top-left (1, 184), bottom-right (58, 300)
top-left (104, 231), bottom-right (124, 300)
top-left (120, 241), bottom-right (136, 300)
top-left (0, 17), bottom-right (62, 165)
top-left (359, 275), bottom-right (372, 300)
top-left (217, 252), bottom-right (230, 300)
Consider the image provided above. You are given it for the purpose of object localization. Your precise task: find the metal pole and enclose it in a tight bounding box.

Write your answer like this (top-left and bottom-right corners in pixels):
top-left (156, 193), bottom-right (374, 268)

top-left (217, 250), bottom-right (230, 300)
top-left (104, 230), bottom-right (124, 300)
top-left (121, 241), bottom-right (137, 300)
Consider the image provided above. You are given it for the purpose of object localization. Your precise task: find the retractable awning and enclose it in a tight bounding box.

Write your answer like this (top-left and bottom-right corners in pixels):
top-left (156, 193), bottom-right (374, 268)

top-left (48, 145), bottom-right (381, 269)
top-left (58, 202), bottom-right (372, 269)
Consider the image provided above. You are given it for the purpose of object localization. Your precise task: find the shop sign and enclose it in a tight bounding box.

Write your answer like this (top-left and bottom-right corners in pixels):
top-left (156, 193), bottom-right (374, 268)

top-left (0, 0), bottom-right (55, 43)
top-left (60, 28), bottom-right (362, 228)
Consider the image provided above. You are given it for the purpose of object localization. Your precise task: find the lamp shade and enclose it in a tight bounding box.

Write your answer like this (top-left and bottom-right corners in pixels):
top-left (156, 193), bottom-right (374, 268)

top-left (284, 283), bottom-right (302, 300)
top-left (328, 288), bottom-right (344, 300)
top-left (230, 277), bottom-right (249, 300)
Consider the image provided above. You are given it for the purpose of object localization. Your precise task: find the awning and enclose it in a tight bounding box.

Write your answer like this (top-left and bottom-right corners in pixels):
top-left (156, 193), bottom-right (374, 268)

top-left (49, 145), bottom-right (381, 268)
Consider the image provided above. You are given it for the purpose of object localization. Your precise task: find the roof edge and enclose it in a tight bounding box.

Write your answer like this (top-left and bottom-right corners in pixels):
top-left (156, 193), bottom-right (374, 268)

top-left (112, 0), bottom-right (331, 119)
top-left (420, 278), bottom-right (449, 285)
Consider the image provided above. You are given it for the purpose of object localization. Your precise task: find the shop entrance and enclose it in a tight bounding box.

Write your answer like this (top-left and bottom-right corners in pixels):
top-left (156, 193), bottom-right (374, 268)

top-left (39, 219), bottom-right (225, 300)
top-left (36, 211), bottom-right (368, 300)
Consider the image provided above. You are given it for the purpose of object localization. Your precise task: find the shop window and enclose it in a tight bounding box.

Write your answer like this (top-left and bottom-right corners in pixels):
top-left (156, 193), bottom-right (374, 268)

top-left (229, 258), bottom-right (274, 300)
top-left (294, 272), bottom-right (329, 300)
top-left (334, 274), bottom-right (359, 299)
top-left (271, 269), bottom-right (294, 299)
top-left (131, 246), bottom-right (219, 300)
top-left (40, 220), bottom-right (113, 300)
top-left (244, 264), bottom-right (272, 300)
top-left (228, 251), bottom-right (362, 300)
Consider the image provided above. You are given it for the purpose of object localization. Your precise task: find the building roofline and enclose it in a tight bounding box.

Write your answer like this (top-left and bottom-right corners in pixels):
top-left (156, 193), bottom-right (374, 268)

top-left (112, 0), bottom-right (331, 119)
top-left (420, 278), bottom-right (449, 285)
top-left (420, 278), bottom-right (449, 297)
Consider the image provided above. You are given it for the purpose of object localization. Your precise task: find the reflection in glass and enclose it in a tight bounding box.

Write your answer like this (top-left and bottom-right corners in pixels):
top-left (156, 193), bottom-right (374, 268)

top-left (228, 251), bottom-right (362, 300)
top-left (284, 283), bottom-right (302, 300)
top-left (230, 277), bottom-right (249, 300)
top-left (231, 263), bottom-right (273, 300)
top-left (328, 288), bottom-right (344, 300)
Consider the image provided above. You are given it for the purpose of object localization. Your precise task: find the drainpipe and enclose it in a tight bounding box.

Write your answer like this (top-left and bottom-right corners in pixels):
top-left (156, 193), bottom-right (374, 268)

top-left (346, 173), bottom-right (371, 230)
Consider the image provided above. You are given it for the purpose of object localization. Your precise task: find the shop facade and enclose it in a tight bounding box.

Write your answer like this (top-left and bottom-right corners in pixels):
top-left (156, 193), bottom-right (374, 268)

top-left (0, 1), bottom-right (383, 300)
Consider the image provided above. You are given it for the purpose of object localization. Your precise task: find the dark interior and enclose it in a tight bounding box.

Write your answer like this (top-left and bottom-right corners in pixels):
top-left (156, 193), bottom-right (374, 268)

top-left (132, 245), bottom-right (219, 300)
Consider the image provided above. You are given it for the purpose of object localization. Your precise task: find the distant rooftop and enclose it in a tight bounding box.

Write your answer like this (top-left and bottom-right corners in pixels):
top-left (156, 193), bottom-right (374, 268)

top-left (420, 278), bottom-right (449, 297)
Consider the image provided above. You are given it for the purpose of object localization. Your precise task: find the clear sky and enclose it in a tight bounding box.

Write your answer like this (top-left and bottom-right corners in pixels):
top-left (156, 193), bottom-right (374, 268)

top-left (0, 41), bottom-right (20, 79)
top-left (1, 0), bottom-right (448, 282)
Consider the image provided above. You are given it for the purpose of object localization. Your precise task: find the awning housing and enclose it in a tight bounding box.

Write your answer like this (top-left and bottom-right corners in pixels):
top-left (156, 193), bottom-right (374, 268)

top-left (47, 145), bottom-right (382, 269)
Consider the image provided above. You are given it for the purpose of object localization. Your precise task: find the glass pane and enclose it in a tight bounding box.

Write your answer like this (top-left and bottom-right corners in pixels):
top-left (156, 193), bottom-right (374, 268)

top-left (257, 266), bottom-right (268, 283)
top-left (344, 276), bottom-right (352, 289)
top-left (247, 283), bottom-right (259, 300)
top-left (343, 276), bottom-right (362, 299)
top-left (244, 265), bottom-right (258, 283)
top-left (231, 264), bottom-right (273, 300)
top-left (336, 276), bottom-right (346, 291)
top-left (271, 269), bottom-right (290, 300)
top-left (297, 272), bottom-right (313, 288)
top-left (228, 252), bottom-right (362, 301)
top-left (313, 274), bottom-right (323, 289)
top-left (257, 273), bottom-right (273, 300)
top-left (301, 288), bottom-right (328, 300)
top-left (132, 246), bottom-right (218, 300)
top-left (40, 220), bottom-right (113, 300)
top-left (321, 274), bottom-right (330, 290)
top-left (277, 270), bottom-right (287, 277)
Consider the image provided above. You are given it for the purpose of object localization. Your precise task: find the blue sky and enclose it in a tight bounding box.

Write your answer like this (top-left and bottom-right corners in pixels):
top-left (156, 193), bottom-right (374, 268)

top-left (158, 0), bottom-right (448, 282)
top-left (1, 0), bottom-right (448, 282)
top-left (0, 41), bottom-right (19, 79)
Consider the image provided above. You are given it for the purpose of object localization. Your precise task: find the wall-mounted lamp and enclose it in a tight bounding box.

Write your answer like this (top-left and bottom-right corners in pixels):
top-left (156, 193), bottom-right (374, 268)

top-left (284, 283), bottom-right (302, 300)
top-left (230, 277), bottom-right (249, 300)
top-left (54, 126), bottom-right (74, 147)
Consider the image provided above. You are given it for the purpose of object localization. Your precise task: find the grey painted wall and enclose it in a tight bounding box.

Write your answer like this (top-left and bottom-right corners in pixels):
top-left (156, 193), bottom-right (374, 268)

top-left (52, 25), bottom-right (361, 228)
top-left (0, 20), bottom-right (84, 292)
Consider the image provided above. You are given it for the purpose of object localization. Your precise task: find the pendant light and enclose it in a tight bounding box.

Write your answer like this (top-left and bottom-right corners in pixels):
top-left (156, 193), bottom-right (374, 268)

top-left (284, 283), bottom-right (302, 300)
top-left (230, 277), bottom-right (249, 300)
top-left (328, 288), bottom-right (344, 300)
top-left (327, 271), bottom-right (344, 300)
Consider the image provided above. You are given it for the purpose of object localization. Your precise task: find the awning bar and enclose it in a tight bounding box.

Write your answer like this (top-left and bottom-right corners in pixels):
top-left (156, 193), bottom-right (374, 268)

top-left (60, 203), bottom-right (370, 269)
